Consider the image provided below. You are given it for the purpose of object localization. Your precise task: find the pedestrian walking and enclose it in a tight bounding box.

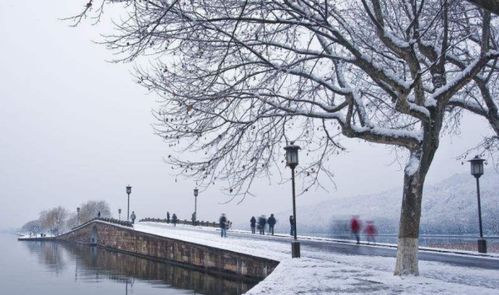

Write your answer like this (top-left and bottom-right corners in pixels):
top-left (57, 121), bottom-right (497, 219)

top-left (258, 215), bottom-right (266, 235)
top-left (130, 211), bottom-right (136, 224)
top-left (250, 216), bottom-right (256, 234)
top-left (171, 213), bottom-right (178, 226)
top-left (289, 215), bottom-right (295, 236)
top-left (97, 211), bottom-right (101, 218)
top-left (351, 216), bottom-right (361, 244)
top-left (364, 221), bottom-right (377, 244)
top-left (219, 213), bottom-right (227, 237)
top-left (166, 211), bottom-right (170, 223)
top-left (267, 214), bottom-right (276, 235)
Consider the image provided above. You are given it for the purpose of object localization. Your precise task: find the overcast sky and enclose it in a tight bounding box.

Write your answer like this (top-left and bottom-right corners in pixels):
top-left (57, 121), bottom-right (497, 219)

top-left (0, 0), bottom-right (494, 230)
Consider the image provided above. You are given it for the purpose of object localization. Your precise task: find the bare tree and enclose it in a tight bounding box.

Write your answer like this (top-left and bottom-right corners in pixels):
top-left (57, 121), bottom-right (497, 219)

top-left (71, 0), bottom-right (499, 275)
top-left (78, 200), bottom-right (111, 223)
top-left (65, 213), bottom-right (79, 229)
top-left (39, 206), bottom-right (68, 234)
top-left (23, 201), bottom-right (111, 234)
top-left (21, 219), bottom-right (43, 234)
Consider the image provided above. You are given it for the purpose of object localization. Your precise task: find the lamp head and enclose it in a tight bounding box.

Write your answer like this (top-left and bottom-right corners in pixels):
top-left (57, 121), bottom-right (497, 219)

top-left (468, 156), bottom-right (485, 178)
top-left (284, 142), bottom-right (301, 169)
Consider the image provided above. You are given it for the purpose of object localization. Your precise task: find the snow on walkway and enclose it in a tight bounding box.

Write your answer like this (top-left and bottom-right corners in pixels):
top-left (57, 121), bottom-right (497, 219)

top-left (134, 222), bottom-right (499, 295)
top-left (134, 222), bottom-right (290, 260)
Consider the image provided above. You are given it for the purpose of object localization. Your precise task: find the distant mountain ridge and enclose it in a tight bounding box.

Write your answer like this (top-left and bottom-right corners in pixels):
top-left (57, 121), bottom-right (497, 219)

top-left (271, 172), bottom-right (498, 235)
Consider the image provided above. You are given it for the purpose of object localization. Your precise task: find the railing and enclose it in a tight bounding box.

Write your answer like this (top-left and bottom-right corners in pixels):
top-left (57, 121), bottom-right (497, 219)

top-left (96, 217), bottom-right (133, 227)
top-left (139, 217), bottom-right (220, 228)
top-left (71, 217), bottom-right (133, 231)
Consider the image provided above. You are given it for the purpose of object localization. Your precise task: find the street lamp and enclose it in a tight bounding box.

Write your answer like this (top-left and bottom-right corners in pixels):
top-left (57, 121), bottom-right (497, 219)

top-left (118, 208), bottom-right (122, 221)
top-left (77, 207), bottom-right (80, 225)
top-left (193, 188), bottom-right (199, 225)
top-left (284, 142), bottom-right (301, 258)
top-left (469, 156), bottom-right (487, 253)
top-left (126, 185), bottom-right (132, 222)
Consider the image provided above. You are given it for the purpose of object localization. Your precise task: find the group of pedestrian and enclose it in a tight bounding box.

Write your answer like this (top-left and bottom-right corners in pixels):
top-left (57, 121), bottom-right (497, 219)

top-left (131, 210), bottom-right (376, 246)
top-left (350, 216), bottom-right (377, 244)
top-left (250, 214), bottom-right (277, 235)
top-left (166, 211), bottom-right (178, 226)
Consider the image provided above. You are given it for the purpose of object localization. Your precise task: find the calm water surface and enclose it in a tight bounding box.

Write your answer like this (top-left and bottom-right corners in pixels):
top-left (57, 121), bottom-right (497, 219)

top-left (0, 233), bottom-right (256, 295)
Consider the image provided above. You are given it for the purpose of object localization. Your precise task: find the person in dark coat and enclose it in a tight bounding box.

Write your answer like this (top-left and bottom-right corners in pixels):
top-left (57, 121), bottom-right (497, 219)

top-left (258, 215), bottom-right (266, 235)
top-left (166, 211), bottom-right (170, 223)
top-left (171, 213), bottom-right (178, 226)
top-left (191, 212), bottom-right (197, 225)
top-left (289, 215), bottom-right (295, 236)
top-left (250, 216), bottom-right (256, 234)
top-left (97, 211), bottom-right (101, 218)
top-left (130, 211), bottom-right (136, 224)
top-left (267, 214), bottom-right (276, 235)
top-left (219, 213), bottom-right (227, 237)
top-left (351, 216), bottom-right (361, 244)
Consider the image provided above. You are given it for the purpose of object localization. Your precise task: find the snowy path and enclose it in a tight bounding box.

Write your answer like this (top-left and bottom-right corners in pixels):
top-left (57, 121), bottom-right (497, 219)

top-left (134, 222), bottom-right (499, 294)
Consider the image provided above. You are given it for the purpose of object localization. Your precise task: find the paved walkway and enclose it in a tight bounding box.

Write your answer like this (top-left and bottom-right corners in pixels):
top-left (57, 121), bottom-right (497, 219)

top-left (226, 229), bottom-right (499, 270)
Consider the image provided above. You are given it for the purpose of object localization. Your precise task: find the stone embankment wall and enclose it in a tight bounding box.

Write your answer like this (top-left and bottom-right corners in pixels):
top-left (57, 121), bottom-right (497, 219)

top-left (57, 220), bottom-right (278, 281)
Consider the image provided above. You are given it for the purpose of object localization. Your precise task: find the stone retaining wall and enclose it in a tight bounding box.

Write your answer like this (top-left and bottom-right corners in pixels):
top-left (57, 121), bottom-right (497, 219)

top-left (56, 220), bottom-right (278, 281)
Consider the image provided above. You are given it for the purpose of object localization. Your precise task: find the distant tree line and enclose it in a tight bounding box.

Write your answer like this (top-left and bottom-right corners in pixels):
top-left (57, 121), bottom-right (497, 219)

top-left (21, 200), bottom-right (111, 235)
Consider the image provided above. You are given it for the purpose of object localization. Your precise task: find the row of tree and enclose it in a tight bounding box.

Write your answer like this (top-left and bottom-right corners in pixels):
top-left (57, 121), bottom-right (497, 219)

top-left (21, 201), bottom-right (111, 235)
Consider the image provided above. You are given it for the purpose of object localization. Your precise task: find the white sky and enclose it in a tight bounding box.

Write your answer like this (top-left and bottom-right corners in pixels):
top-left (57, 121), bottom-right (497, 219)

top-left (0, 0), bottom-right (494, 229)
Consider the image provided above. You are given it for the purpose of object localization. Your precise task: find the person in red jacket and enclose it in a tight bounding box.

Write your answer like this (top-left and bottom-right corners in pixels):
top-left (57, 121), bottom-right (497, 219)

top-left (350, 216), bottom-right (361, 244)
top-left (364, 221), bottom-right (377, 244)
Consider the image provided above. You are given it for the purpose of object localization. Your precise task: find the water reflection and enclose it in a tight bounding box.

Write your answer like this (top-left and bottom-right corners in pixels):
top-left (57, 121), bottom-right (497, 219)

top-left (24, 241), bottom-right (67, 274)
top-left (23, 241), bottom-right (257, 295)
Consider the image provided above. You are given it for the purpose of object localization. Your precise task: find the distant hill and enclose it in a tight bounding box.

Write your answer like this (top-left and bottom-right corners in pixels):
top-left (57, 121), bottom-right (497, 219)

top-left (269, 172), bottom-right (498, 235)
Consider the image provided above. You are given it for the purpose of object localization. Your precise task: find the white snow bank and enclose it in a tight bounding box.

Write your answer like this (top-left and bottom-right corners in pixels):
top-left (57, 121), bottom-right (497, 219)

top-left (246, 255), bottom-right (499, 295)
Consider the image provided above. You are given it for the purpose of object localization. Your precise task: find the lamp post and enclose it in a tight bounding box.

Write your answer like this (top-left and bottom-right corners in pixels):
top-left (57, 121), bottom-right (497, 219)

top-left (193, 188), bottom-right (199, 225)
top-left (77, 207), bottom-right (80, 225)
top-left (118, 208), bottom-right (122, 221)
top-left (126, 185), bottom-right (132, 222)
top-left (284, 142), bottom-right (301, 258)
top-left (469, 156), bottom-right (487, 253)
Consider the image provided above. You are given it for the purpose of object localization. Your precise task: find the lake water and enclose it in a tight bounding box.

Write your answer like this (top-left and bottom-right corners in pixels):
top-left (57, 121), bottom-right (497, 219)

top-left (0, 233), bottom-right (257, 295)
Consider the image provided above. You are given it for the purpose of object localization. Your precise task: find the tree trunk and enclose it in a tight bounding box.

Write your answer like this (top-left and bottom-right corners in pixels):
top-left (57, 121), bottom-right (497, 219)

top-left (394, 109), bottom-right (441, 276)
top-left (466, 0), bottom-right (499, 15)
top-left (394, 170), bottom-right (424, 275)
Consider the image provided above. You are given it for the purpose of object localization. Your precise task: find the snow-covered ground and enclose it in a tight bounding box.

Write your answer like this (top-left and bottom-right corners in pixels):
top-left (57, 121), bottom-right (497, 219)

top-left (134, 222), bottom-right (499, 294)
top-left (134, 222), bottom-right (290, 260)
top-left (17, 232), bottom-right (56, 239)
